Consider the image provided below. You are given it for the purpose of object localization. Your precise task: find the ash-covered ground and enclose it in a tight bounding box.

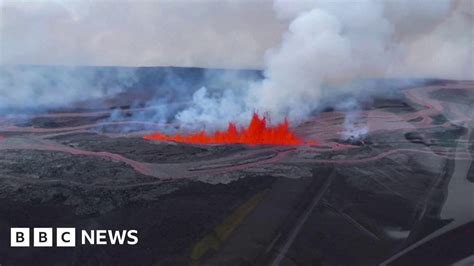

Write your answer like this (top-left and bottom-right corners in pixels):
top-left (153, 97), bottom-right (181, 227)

top-left (0, 70), bottom-right (472, 265)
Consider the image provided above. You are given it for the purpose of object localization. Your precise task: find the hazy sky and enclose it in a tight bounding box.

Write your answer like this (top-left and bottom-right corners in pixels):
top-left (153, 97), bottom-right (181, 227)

top-left (0, 0), bottom-right (286, 68)
top-left (0, 0), bottom-right (472, 124)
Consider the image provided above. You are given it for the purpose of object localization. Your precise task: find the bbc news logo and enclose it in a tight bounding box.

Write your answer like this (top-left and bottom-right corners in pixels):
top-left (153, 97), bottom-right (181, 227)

top-left (10, 228), bottom-right (138, 247)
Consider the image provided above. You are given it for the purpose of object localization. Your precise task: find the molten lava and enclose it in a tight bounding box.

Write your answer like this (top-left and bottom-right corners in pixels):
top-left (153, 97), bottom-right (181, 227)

top-left (144, 113), bottom-right (314, 146)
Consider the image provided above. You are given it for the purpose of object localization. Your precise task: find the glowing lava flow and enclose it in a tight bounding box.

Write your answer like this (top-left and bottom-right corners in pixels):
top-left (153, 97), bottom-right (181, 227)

top-left (144, 113), bottom-right (315, 146)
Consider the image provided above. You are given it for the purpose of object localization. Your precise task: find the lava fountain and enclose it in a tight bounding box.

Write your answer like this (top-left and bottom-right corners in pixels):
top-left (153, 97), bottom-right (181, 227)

top-left (144, 112), bottom-right (316, 146)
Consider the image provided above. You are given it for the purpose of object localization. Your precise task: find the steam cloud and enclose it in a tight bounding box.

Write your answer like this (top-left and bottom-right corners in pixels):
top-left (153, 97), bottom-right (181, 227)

top-left (178, 0), bottom-right (473, 128)
top-left (1, 0), bottom-right (472, 133)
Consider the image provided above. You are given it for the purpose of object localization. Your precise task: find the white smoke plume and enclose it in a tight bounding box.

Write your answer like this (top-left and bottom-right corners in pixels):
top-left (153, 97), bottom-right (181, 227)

top-left (177, 0), bottom-right (473, 127)
top-left (0, 0), bottom-right (472, 128)
top-left (337, 99), bottom-right (368, 141)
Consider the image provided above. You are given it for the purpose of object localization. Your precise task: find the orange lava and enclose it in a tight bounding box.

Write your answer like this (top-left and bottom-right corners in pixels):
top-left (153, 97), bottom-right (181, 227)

top-left (144, 113), bottom-right (315, 146)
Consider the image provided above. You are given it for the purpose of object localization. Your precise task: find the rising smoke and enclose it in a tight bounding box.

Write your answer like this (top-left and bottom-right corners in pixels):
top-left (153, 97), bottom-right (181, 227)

top-left (177, 0), bottom-right (473, 129)
top-left (1, 0), bottom-right (472, 135)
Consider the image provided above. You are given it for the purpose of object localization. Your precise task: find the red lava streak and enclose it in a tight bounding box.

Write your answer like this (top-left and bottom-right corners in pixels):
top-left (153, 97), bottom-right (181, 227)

top-left (144, 112), bottom-right (315, 146)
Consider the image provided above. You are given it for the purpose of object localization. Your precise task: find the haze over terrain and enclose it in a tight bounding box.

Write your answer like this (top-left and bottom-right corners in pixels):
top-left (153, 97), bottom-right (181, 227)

top-left (1, 0), bottom-right (472, 127)
top-left (0, 2), bottom-right (473, 264)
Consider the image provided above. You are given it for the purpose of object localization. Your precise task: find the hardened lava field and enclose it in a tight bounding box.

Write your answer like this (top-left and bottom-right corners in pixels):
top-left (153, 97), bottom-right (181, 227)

top-left (0, 75), bottom-right (472, 265)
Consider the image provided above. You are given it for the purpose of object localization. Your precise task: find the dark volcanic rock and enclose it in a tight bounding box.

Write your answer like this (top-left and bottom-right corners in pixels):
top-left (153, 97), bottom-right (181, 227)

top-left (0, 174), bottom-right (276, 266)
top-left (51, 133), bottom-right (247, 163)
top-left (0, 150), bottom-right (156, 185)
